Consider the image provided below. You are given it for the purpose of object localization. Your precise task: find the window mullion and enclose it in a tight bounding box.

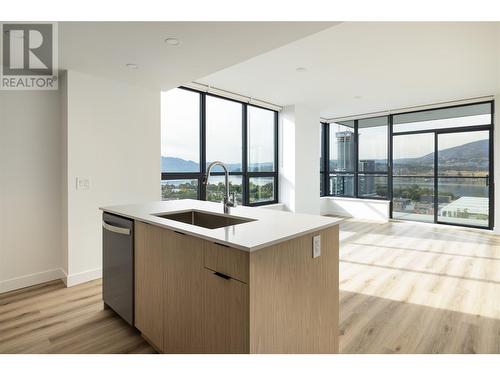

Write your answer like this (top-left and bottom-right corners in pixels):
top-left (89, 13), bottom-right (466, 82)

top-left (200, 92), bottom-right (207, 201)
top-left (354, 120), bottom-right (359, 197)
top-left (324, 123), bottom-right (330, 196)
top-left (242, 104), bottom-right (249, 206)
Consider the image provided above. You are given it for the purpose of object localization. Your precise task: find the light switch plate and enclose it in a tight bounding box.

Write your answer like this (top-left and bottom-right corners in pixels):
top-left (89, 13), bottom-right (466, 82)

top-left (76, 177), bottom-right (91, 190)
top-left (313, 235), bottom-right (321, 258)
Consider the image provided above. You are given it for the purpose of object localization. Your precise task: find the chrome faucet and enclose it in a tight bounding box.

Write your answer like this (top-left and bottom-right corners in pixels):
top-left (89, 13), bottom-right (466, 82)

top-left (203, 161), bottom-right (236, 214)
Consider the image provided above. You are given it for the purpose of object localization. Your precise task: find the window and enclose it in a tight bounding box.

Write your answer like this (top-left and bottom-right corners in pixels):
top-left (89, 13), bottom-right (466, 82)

top-left (357, 116), bottom-right (388, 198)
top-left (392, 133), bottom-right (435, 222)
top-left (161, 179), bottom-right (198, 201)
top-left (320, 101), bottom-right (494, 229)
top-left (393, 105), bottom-right (493, 229)
top-left (393, 103), bottom-right (491, 133)
top-left (248, 106), bottom-right (275, 172)
top-left (206, 96), bottom-right (242, 172)
top-left (206, 175), bottom-right (243, 205)
top-left (323, 120), bottom-right (356, 197)
top-left (247, 106), bottom-right (277, 204)
top-left (161, 89), bottom-right (200, 173)
top-left (329, 174), bottom-right (354, 196)
top-left (358, 117), bottom-right (388, 172)
top-left (161, 87), bottom-right (278, 206)
top-left (321, 116), bottom-right (388, 199)
top-left (329, 121), bottom-right (355, 172)
top-left (436, 131), bottom-right (490, 227)
top-left (249, 177), bottom-right (275, 204)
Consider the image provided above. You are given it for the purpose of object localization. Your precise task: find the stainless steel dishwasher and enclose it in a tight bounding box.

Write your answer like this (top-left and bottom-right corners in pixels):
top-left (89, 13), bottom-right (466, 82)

top-left (102, 212), bottom-right (134, 325)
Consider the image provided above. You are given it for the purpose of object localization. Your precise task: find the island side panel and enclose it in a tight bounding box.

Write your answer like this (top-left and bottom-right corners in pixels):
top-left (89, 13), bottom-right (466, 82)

top-left (248, 225), bottom-right (339, 354)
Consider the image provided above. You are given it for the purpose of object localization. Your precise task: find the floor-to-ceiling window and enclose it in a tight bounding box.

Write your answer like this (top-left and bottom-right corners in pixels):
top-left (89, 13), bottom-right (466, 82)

top-left (392, 102), bottom-right (493, 228)
top-left (358, 117), bottom-right (389, 198)
top-left (320, 101), bottom-right (494, 229)
top-left (161, 87), bottom-right (278, 206)
top-left (322, 120), bottom-right (356, 197)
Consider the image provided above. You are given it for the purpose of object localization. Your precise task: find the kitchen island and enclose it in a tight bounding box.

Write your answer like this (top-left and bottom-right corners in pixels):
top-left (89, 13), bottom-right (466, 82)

top-left (100, 199), bottom-right (342, 354)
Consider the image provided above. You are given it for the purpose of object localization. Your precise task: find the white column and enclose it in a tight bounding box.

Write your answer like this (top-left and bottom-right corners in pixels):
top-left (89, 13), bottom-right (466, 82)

top-left (279, 104), bottom-right (320, 215)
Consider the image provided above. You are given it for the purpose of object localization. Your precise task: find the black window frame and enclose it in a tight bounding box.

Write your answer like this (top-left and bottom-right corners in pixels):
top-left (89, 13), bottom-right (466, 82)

top-left (161, 86), bottom-right (279, 207)
top-left (320, 100), bottom-right (495, 230)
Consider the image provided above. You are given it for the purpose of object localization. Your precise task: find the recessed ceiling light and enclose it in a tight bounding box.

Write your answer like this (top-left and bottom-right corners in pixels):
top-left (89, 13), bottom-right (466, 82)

top-left (165, 37), bottom-right (180, 46)
top-left (296, 67), bottom-right (307, 73)
top-left (126, 63), bottom-right (138, 69)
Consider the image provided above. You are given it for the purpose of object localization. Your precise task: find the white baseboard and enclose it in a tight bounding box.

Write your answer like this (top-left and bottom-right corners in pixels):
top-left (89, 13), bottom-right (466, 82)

top-left (64, 268), bottom-right (102, 287)
top-left (0, 268), bottom-right (66, 294)
top-left (320, 196), bottom-right (389, 222)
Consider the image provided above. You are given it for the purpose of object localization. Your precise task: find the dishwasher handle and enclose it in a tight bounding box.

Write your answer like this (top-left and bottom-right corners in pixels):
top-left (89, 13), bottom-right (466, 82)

top-left (103, 221), bottom-right (131, 236)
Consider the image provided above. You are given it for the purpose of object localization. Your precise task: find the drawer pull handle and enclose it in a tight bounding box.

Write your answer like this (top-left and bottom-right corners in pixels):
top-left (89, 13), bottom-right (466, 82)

top-left (213, 271), bottom-right (231, 280)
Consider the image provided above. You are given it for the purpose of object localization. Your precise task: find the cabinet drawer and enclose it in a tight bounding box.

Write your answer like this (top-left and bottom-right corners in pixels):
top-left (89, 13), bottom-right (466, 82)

top-left (203, 241), bottom-right (249, 284)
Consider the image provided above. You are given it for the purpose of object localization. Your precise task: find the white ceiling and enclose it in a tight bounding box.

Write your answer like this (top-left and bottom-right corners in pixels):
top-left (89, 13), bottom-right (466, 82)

top-left (199, 22), bottom-right (500, 118)
top-left (58, 22), bottom-right (336, 91)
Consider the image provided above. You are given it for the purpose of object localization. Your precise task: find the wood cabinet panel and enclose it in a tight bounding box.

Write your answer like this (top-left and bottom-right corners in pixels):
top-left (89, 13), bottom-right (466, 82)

top-left (249, 226), bottom-right (339, 354)
top-left (134, 221), bottom-right (164, 351)
top-left (135, 219), bottom-right (339, 354)
top-left (202, 268), bottom-right (249, 353)
top-left (163, 230), bottom-right (205, 353)
top-left (204, 241), bottom-right (249, 284)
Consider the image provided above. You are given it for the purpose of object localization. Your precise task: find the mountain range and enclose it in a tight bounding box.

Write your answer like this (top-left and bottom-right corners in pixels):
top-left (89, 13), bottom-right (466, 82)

top-left (395, 139), bottom-right (488, 165)
top-left (161, 156), bottom-right (273, 173)
top-left (163, 139), bottom-right (488, 173)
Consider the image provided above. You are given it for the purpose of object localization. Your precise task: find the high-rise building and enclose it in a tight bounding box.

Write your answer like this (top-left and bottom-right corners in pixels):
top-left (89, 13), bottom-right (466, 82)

top-left (359, 160), bottom-right (376, 196)
top-left (336, 131), bottom-right (355, 171)
top-left (330, 175), bottom-right (354, 196)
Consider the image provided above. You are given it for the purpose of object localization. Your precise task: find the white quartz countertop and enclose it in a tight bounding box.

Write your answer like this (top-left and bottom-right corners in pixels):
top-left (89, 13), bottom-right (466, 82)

top-left (100, 199), bottom-right (343, 252)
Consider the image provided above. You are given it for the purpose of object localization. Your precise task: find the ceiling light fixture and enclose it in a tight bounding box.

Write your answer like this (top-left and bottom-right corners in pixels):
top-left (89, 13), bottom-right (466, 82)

top-left (296, 67), bottom-right (307, 73)
top-left (126, 63), bottom-right (138, 69)
top-left (165, 37), bottom-right (181, 46)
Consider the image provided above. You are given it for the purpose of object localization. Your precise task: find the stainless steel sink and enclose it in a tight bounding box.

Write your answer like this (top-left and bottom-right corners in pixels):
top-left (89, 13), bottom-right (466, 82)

top-left (153, 210), bottom-right (256, 229)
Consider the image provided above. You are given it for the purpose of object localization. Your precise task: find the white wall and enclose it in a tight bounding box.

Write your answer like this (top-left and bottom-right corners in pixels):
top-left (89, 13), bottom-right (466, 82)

top-left (62, 70), bottom-right (160, 286)
top-left (320, 197), bottom-right (389, 222)
top-left (0, 91), bottom-right (64, 293)
top-left (279, 104), bottom-right (320, 215)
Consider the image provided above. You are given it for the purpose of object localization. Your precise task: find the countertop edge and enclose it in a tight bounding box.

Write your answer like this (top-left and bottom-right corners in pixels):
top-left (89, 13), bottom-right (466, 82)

top-left (100, 207), bottom-right (343, 252)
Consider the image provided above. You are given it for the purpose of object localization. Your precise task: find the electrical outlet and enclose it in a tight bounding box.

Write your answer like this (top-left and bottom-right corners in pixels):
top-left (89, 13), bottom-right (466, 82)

top-left (313, 235), bottom-right (321, 258)
top-left (76, 177), bottom-right (91, 190)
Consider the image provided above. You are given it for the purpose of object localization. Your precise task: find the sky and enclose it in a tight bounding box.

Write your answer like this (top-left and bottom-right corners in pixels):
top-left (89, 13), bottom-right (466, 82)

top-left (162, 88), bottom-right (490, 163)
top-left (161, 88), bottom-right (199, 162)
top-left (161, 88), bottom-right (274, 166)
top-left (393, 114), bottom-right (490, 158)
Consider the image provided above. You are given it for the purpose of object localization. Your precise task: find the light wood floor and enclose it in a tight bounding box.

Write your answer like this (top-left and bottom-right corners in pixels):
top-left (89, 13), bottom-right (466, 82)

top-left (2, 219), bottom-right (500, 354)
top-left (0, 279), bottom-right (155, 354)
top-left (339, 219), bottom-right (500, 354)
